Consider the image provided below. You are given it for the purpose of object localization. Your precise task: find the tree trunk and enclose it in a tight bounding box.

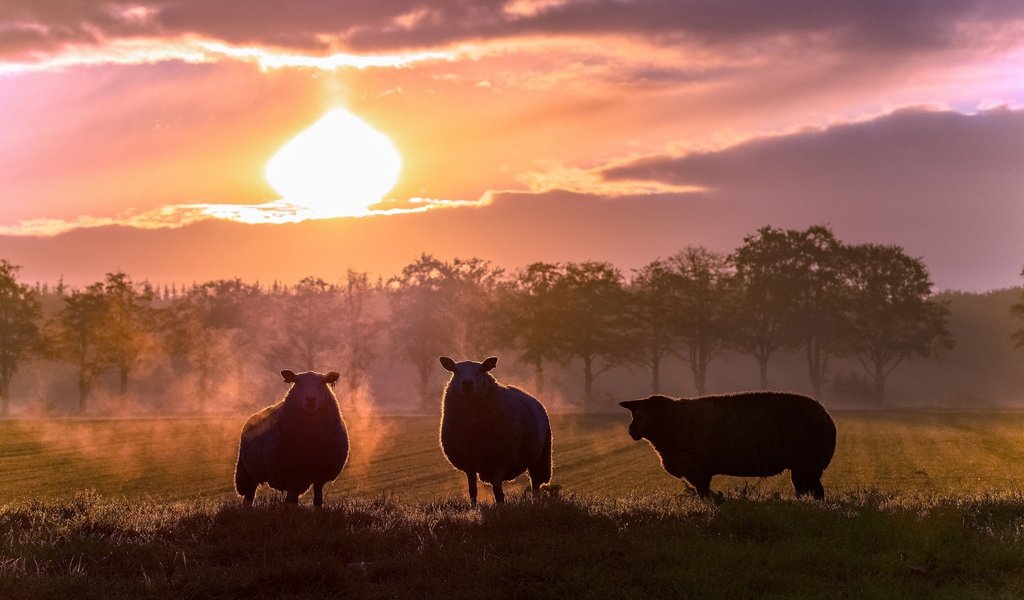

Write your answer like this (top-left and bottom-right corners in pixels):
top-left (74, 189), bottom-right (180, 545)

top-left (533, 360), bottom-right (544, 395)
top-left (419, 364), bottom-right (434, 412)
top-left (582, 355), bottom-right (594, 405)
top-left (758, 357), bottom-right (769, 390)
top-left (0, 379), bottom-right (9, 416)
top-left (874, 361), bottom-right (887, 404)
top-left (651, 355), bottom-right (661, 394)
top-left (119, 368), bottom-right (129, 397)
top-left (693, 360), bottom-right (707, 396)
top-left (78, 373), bottom-right (89, 413)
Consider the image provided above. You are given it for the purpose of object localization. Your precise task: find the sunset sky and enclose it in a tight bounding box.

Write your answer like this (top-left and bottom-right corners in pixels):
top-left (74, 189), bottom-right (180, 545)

top-left (1, 0), bottom-right (1022, 291)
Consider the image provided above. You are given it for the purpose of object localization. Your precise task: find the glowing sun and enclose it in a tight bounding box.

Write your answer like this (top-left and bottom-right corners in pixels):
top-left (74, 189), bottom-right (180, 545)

top-left (265, 108), bottom-right (402, 217)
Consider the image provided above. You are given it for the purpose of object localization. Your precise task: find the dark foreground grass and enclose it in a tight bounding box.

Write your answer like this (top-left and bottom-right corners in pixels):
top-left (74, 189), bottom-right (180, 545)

top-left (3, 490), bottom-right (1024, 600)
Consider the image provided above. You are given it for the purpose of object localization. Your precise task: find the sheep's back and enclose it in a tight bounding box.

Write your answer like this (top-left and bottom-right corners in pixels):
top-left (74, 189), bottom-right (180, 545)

top-left (441, 386), bottom-right (549, 480)
top-left (686, 392), bottom-right (835, 476)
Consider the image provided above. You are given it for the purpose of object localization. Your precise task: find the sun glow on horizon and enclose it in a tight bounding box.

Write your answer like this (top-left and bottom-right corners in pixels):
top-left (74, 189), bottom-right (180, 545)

top-left (265, 108), bottom-right (402, 217)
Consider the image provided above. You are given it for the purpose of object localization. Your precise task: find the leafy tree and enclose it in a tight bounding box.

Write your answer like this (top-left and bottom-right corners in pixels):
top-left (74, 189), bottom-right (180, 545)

top-left (627, 259), bottom-right (682, 394)
top-left (783, 225), bottom-right (848, 399)
top-left (100, 272), bottom-right (156, 397)
top-left (1011, 267), bottom-right (1024, 349)
top-left (730, 226), bottom-right (800, 388)
top-left (161, 279), bottom-right (261, 411)
top-left (0, 260), bottom-right (42, 415)
top-left (262, 277), bottom-right (342, 371)
top-left (46, 283), bottom-right (112, 412)
top-left (502, 263), bottom-right (565, 393)
top-left (388, 255), bottom-right (503, 408)
top-left (548, 261), bottom-right (630, 406)
top-left (335, 270), bottom-right (384, 394)
top-left (668, 247), bottom-right (737, 395)
top-left (842, 243), bottom-right (954, 403)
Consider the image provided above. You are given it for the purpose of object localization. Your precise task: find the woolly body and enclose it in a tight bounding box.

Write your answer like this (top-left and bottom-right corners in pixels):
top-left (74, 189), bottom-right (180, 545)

top-left (439, 356), bottom-right (552, 504)
top-left (621, 391), bottom-right (836, 499)
top-left (235, 370), bottom-right (349, 506)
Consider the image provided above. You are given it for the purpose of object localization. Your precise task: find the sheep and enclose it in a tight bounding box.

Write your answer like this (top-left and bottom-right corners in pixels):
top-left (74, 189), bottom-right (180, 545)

top-left (235, 369), bottom-right (349, 507)
top-left (620, 392), bottom-right (836, 499)
top-left (439, 356), bottom-right (552, 505)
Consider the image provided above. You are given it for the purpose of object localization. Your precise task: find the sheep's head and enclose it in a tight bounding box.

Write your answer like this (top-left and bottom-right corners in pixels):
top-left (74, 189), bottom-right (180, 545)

top-left (619, 396), bottom-right (674, 441)
top-left (281, 369), bottom-right (341, 413)
top-left (439, 356), bottom-right (497, 398)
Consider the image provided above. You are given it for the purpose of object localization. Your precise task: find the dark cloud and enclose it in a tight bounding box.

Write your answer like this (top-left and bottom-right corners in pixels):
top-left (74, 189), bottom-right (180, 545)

top-left (604, 106), bottom-right (1024, 291)
top-left (2, 0), bottom-right (1022, 60)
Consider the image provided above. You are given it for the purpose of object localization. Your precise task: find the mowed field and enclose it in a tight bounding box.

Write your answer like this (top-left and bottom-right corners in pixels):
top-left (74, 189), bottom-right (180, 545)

top-left (1, 411), bottom-right (1024, 502)
top-left (5, 412), bottom-right (1024, 599)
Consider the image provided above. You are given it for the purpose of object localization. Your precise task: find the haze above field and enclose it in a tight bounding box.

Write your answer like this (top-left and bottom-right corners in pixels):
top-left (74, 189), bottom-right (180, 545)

top-left (1, 1), bottom-right (1023, 290)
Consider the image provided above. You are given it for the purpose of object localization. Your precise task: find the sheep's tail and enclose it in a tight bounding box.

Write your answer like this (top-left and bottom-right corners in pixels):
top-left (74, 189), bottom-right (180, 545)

top-left (234, 455), bottom-right (258, 500)
top-left (529, 428), bottom-right (553, 491)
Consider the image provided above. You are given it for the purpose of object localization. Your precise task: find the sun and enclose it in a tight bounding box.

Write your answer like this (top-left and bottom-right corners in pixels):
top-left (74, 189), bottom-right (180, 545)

top-left (265, 108), bottom-right (402, 217)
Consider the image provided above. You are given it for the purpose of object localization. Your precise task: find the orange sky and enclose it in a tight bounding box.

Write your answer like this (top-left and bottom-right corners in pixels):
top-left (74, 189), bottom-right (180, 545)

top-left (1, 1), bottom-right (1023, 290)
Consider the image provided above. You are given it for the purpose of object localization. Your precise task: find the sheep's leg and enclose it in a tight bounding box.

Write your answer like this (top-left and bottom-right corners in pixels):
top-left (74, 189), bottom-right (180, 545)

top-left (466, 471), bottom-right (478, 506)
top-left (313, 482), bottom-right (325, 508)
top-left (687, 473), bottom-right (713, 499)
top-left (491, 480), bottom-right (505, 505)
top-left (285, 490), bottom-right (299, 504)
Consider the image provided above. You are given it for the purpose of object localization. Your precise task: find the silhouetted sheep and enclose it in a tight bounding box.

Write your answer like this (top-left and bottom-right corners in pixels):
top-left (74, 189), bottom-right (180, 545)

top-left (439, 356), bottom-right (552, 505)
top-left (235, 369), bottom-right (349, 507)
top-left (620, 392), bottom-right (836, 499)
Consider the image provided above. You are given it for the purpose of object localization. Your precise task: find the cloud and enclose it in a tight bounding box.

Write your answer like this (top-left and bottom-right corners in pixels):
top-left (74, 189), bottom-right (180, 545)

top-left (2, 0), bottom-right (1022, 71)
top-left (0, 197), bottom-right (488, 237)
top-left (2, 106), bottom-right (1021, 291)
top-left (601, 105), bottom-right (1024, 291)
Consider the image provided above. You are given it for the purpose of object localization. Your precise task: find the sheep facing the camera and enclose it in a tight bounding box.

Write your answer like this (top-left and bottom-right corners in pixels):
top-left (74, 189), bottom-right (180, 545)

top-left (620, 392), bottom-right (836, 499)
top-left (439, 356), bottom-right (552, 505)
top-left (235, 369), bottom-right (349, 507)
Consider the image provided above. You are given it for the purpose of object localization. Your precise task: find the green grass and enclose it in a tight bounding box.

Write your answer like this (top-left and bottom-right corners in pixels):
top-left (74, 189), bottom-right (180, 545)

top-left (4, 412), bottom-right (1024, 598)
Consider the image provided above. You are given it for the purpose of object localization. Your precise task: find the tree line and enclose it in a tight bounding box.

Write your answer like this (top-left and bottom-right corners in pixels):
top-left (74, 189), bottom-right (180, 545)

top-left (0, 225), bottom-right (958, 415)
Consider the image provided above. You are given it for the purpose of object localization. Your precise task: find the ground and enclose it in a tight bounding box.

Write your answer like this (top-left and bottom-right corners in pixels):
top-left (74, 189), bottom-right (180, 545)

top-left (2, 412), bottom-right (1024, 598)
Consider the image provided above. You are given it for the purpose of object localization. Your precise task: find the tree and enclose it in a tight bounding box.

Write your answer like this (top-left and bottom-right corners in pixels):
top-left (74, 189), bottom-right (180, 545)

top-left (387, 255), bottom-right (504, 408)
top-left (334, 270), bottom-right (384, 395)
top-left (842, 243), bottom-right (954, 403)
top-left (161, 279), bottom-right (261, 411)
top-left (502, 263), bottom-right (565, 394)
top-left (549, 261), bottom-right (630, 406)
top-left (782, 225), bottom-right (848, 399)
top-left (730, 226), bottom-right (801, 388)
top-left (668, 247), bottom-right (736, 395)
top-left (1011, 267), bottom-right (1024, 349)
top-left (0, 260), bottom-right (42, 415)
top-left (46, 283), bottom-right (112, 412)
top-left (100, 272), bottom-right (156, 397)
top-left (628, 259), bottom-right (682, 394)
top-left (262, 277), bottom-right (342, 371)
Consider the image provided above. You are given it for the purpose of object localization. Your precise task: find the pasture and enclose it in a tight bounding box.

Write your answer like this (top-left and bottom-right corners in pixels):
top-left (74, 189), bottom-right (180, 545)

top-left (3, 411), bottom-right (1024, 598)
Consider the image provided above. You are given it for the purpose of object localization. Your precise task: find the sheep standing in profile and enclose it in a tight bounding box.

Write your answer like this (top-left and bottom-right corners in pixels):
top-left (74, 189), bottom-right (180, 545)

top-left (439, 356), bottom-right (552, 505)
top-left (620, 392), bottom-right (836, 499)
top-left (235, 370), bottom-right (349, 507)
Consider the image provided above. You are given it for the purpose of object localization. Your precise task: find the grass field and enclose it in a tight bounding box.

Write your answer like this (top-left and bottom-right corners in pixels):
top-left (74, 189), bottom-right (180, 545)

top-left (3, 411), bottom-right (1024, 598)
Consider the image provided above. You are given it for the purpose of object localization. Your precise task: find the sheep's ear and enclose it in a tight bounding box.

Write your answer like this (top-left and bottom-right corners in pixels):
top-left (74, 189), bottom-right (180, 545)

top-left (439, 357), bottom-right (457, 371)
top-left (481, 356), bottom-right (498, 372)
top-left (619, 400), bottom-right (641, 412)
top-left (281, 370), bottom-right (297, 383)
top-left (324, 371), bottom-right (340, 384)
